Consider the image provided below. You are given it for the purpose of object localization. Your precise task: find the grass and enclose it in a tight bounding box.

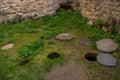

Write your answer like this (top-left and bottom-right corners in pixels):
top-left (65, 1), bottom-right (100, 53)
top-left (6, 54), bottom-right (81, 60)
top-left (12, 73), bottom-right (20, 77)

top-left (19, 39), bottom-right (45, 58)
top-left (0, 9), bottom-right (120, 80)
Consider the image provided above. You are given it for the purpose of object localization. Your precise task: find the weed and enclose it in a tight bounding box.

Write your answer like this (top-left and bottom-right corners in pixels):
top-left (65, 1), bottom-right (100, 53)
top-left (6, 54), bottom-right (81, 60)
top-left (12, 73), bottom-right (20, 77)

top-left (44, 30), bottom-right (61, 39)
top-left (19, 39), bottom-right (45, 58)
top-left (0, 32), bottom-right (4, 42)
top-left (95, 19), bottom-right (104, 25)
top-left (47, 41), bottom-right (56, 45)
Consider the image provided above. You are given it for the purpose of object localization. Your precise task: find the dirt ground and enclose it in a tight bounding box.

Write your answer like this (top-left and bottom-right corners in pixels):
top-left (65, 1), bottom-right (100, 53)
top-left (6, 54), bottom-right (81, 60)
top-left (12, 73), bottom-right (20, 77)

top-left (44, 59), bottom-right (88, 80)
top-left (44, 40), bottom-right (88, 80)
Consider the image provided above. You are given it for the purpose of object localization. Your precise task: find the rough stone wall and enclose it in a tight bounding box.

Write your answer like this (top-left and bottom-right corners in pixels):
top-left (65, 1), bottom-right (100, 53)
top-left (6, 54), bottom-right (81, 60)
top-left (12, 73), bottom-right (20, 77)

top-left (0, 0), bottom-right (120, 24)
top-left (73, 0), bottom-right (120, 21)
top-left (72, 0), bottom-right (120, 33)
top-left (0, 0), bottom-right (67, 23)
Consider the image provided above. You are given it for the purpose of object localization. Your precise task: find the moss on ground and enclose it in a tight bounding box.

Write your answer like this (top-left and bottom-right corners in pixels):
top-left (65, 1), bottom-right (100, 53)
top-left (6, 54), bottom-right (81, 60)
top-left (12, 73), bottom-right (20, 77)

top-left (0, 9), bottom-right (120, 80)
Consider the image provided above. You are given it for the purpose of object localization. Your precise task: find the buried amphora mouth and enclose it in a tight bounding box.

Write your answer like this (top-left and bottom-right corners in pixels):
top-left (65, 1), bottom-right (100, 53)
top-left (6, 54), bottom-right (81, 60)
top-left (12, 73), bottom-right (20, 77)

top-left (83, 52), bottom-right (98, 63)
top-left (47, 52), bottom-right (60, 60)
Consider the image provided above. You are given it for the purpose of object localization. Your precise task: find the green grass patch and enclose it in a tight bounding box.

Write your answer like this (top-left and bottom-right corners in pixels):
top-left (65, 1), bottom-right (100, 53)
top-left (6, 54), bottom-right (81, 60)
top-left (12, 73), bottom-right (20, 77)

top-left (19, 39), bottom-right (45, 58)
top-left (0, 9), bottom-right (120, 80)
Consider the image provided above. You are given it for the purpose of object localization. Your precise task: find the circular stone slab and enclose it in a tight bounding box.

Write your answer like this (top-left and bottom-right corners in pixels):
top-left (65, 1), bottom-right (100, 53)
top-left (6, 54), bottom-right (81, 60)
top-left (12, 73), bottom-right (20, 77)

top-left (56, 33), bottom-right (73, 40)
top-left (97, 53), bottom-right (117, 67)
top-left (1, 43), bottom-right (14, 50)
top-left (80, 38), bottom-right (93, 46)
top-left (96, 39), bottom-right (118, 52)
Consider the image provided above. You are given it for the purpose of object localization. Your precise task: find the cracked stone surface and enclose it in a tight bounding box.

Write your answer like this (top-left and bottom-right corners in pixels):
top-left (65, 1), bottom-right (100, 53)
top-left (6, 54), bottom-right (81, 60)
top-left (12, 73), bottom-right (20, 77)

top-left (96, 38), bottom-right (118, 52)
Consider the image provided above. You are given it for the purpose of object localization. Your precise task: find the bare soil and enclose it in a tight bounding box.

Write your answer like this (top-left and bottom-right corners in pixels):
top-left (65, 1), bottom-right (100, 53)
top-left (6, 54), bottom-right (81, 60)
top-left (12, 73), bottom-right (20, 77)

top-left (44, 40), bottom-right (88, 80)
top-left (44, 60), bottom-right (88, 80)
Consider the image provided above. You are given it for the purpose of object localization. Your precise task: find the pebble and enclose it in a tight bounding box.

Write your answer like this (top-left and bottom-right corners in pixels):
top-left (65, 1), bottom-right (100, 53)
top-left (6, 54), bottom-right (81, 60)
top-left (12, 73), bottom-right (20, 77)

top-left (56, 33), bottom-right (73, 41)
top-left (1, 43), bottom-right (14, 50)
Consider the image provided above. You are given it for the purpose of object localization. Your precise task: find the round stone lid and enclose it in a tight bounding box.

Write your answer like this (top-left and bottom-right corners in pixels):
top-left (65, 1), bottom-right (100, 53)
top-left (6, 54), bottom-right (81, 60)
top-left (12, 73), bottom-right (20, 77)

top-left (97, 53), bottom-right (117, 67)
top-left (96, 38), bottom-right (118, 52)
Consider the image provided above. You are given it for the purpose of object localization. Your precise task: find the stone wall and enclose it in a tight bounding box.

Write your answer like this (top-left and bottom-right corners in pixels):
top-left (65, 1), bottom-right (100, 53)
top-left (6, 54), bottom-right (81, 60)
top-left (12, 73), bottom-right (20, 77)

top-left (0, 0), bottom-right (67, 23)
top-left (72, 0), bottom-right (120, 33)
top-left (73, 0), bottom-right (120, 21)
top-left (0, 0), bottom-right (120, 24)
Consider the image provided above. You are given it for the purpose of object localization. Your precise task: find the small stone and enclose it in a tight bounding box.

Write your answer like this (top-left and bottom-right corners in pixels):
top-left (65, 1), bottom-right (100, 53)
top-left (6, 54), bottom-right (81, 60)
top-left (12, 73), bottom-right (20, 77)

top-left (87, 20), bottom-right (93, 25)
top-left (7, 14), bottom-right (16, 22)
top-left (97, 53), bottom-right (117, 67)
top-left (96, 38), bottom-right (118, 52)
top-left (79, 38), bottom-right (93, 46)
top-left (1, 43), bottom-right (14, 50)
top-left (56, 33), bottom-right (73, 41)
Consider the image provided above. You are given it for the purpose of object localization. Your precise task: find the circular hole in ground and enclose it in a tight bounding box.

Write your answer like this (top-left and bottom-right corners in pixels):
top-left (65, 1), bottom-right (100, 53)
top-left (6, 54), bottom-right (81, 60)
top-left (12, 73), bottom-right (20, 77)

top-left (83, 52), bottom-right (98, 63)
top-left (47, 52), bottom-right (60, 60)
top-left (40, 36), bottom-right (44, 39)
